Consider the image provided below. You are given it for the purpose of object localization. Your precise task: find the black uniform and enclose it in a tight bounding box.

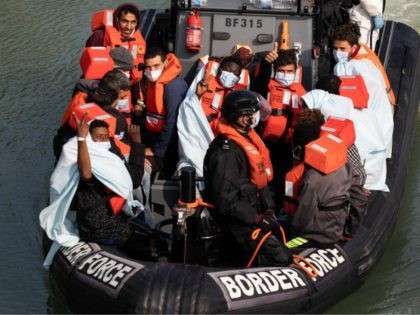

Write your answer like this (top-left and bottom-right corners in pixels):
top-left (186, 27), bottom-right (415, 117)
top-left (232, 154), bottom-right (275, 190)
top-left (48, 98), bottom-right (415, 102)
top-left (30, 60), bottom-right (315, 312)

top-left (204, 135), bottom-right (290, 267)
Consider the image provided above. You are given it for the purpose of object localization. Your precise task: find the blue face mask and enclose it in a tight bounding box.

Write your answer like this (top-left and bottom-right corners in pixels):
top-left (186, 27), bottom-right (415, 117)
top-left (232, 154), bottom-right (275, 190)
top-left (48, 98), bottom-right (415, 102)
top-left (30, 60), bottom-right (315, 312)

top-left (333, 50), bottom-right (349, 63)
top-left (219, 70), bottom-right (240, 88)
top-left (274, 72), bottom-right (295, 87)
top-left (117, 99), bottom-right (129, 111)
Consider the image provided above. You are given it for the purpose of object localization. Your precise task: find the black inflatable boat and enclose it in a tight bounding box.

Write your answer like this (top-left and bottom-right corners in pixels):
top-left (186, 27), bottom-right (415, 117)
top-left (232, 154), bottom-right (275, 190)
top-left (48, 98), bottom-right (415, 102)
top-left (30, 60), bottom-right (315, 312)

top-left (44, 1), bottom-right (420, 313)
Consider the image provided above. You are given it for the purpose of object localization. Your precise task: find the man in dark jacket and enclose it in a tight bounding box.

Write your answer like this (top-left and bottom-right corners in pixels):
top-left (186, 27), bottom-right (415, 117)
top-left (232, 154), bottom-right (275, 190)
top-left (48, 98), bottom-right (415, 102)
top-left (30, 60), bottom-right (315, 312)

top-left (139, 47), bottom-right (188, 176)
top-left (204, 91), bottom-right (291, 267)
top-left (290, 122), bottom-right (367, 246)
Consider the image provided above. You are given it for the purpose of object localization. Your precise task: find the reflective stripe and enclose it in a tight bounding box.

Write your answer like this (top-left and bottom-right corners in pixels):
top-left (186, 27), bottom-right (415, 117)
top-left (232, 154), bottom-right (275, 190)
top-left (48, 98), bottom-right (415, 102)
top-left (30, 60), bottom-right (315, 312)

top-left (286, 237), bottom-right (308, 248)
top-left (146, 111), bottom-right (166, 119)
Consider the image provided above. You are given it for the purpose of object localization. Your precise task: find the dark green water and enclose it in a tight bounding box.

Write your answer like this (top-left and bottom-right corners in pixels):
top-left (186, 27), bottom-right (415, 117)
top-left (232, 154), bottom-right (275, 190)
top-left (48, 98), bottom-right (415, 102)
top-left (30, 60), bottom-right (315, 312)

top-left (0, 0), bottom-right (418, 313)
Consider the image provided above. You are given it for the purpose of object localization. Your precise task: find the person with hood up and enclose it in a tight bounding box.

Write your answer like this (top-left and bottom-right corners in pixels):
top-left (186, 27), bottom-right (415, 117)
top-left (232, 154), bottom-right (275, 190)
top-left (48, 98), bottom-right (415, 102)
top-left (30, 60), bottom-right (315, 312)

top-left (40, 116), bottom-right (148, 267)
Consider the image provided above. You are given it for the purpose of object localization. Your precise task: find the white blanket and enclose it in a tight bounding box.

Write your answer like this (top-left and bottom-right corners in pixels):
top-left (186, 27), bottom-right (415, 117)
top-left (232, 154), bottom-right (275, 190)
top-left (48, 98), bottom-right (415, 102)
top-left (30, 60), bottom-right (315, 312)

top-left (334, 58), bottom-right (393, 158)
top-left (176, 62), bottom-right (215, 177)
top-left (39, 135), bottom-right (143, 267)
top-left (301, 89), bottom-right (353, 119)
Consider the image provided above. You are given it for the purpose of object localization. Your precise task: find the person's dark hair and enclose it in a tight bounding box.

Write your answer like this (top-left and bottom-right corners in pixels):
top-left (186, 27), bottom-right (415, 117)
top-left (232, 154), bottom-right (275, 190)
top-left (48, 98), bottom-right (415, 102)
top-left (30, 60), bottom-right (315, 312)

top-left (87, 85), bottom-right (118, 108)
top-left (144, 47), bottom-right (166, 62)
top-left (274, 49), bottom-right (298, 70)
top-left (297, 109), bottom-right (325, 126)
top-left (101, 69), bottom-right (131, 92)
top-left (293, 122), bottom-right (321, 147)
top-left (114, 3), bottom-right (140, 29)
top-left (89, 119), bottom-right (109, 132)
top-left (332, 23), bottom-right (361, 46)
top-left (219, 56), bottom-right (243, 71)
top-left (315, 74), bottom-right (342, 95)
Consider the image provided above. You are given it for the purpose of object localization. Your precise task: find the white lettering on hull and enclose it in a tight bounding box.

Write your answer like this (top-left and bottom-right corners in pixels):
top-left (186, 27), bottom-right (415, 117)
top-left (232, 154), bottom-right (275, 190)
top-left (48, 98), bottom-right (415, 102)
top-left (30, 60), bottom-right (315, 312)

top-left (218, 268), bottom-right (306, 300)
top-left (210, 246), bottom-right (348, 310)
top-left (78, 253), bottom-right (134, 288)
top-left (61, 242), bottom-right (94, 265)
top-left (296, 248), bottom-right (346, 279)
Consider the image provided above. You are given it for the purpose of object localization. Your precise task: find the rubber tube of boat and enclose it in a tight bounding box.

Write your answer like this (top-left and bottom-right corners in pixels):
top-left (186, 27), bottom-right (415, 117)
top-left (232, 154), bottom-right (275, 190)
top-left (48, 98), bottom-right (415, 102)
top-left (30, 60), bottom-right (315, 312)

top-left (180, 166), bottom-right (196, 204)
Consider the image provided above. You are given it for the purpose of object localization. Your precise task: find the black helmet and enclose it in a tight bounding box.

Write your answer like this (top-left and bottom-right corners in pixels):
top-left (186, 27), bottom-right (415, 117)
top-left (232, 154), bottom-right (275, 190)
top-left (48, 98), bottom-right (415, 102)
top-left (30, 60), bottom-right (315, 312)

top-left (221, 90), bottom-right (260, 123)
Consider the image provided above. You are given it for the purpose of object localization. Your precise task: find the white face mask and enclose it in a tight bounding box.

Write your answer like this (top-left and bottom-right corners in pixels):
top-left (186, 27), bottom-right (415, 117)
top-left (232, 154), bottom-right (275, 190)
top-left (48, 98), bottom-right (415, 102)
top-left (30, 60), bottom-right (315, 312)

top-left (219, 70), bottom-right (240, 88)
top-left (95, 141), bottom-right (111, 151)
top-left (117, 99), bottom-right (129, 111)
top-left (274, 72), bottom-right (295, 87)
top-left (333, 50), bottom-right (349, 63)
top-left (144, 68), bottom-right (163, 82)
top-left (250, 111), bottom-right (260, 129)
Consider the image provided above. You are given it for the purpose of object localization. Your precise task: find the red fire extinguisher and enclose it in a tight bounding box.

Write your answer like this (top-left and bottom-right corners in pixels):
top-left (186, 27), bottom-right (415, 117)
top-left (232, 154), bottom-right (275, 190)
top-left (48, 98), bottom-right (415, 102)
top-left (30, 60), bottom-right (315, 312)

top-left (185, 11), bottom-right (202, 52)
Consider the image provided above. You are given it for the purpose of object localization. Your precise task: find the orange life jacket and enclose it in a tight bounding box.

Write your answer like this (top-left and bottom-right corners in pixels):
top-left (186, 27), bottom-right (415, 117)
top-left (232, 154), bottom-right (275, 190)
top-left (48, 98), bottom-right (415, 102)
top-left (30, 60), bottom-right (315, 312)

top-left (320, 117), bottom-right (355, 148)
top-left (354, 43), bottom-right (396, 106)
top-left (104, 187), bottom-right (126, 215)
top-left (304, 133), bottom-right (348, 174)
top-left (283, 134), bottom-right (348, 214)
top-left (283, 162), bottom-right (305, 215)
top-left (69, 102), bottom-right (117, 137)
top-left (339, 75), bottom-right (369, 109)
top-left (103, 26), bottom-right (146, 82)
top-left (262, 80), bottom-right (306, 141)
top-left (200, 60), bottom-right (249, 133)
top-left (217, 120), bottom-right (273, 189)
top-left (60, 91), bottom-right (89, 126)
top-left (113, 137), bottom-right (131, 156)
top-left (144, 53), bottom-right (182, 133)
top-left (91, 10), bottom-right (114, 31)
top-left (109, 195), bottom-right (125, 215)
top-left (79, 47), bottom-right (114, 80)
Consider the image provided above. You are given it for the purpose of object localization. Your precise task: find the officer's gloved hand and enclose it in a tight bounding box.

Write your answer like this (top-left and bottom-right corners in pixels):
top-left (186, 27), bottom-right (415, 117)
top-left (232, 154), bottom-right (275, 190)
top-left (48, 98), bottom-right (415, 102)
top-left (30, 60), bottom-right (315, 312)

top-left (255, 209), bottom-right (278, 233)
top-left (373, 15), bottom-right (384, 29)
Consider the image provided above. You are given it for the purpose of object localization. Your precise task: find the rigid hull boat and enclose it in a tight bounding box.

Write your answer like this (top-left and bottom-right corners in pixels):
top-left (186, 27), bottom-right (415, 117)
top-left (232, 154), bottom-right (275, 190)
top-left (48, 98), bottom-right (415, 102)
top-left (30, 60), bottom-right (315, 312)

top-left (45, 1), bottom-right (420, 313)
